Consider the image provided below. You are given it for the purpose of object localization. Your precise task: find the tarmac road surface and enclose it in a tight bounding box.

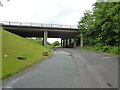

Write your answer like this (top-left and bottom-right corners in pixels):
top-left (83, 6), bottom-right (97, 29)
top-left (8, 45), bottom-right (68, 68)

top-left (2, 48), bottom-right (118, 88)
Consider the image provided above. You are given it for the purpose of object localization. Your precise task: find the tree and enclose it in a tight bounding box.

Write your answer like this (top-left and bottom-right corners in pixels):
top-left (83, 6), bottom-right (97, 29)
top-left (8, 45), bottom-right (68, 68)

top-left (78, 10), bottom-right (95, 45)
top-left (78, 2), bottom-right (120, 47)
top-left (78, 2), bottom-right (120, 54)
top-left (92, 2), bottom-right (120, 46)
top-left (52, 41), bottom-right (60, 47)
top-left (0, 0), bottom-right (10, 6)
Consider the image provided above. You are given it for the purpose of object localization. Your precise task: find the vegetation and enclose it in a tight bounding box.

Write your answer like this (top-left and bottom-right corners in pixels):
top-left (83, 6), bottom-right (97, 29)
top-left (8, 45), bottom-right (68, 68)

top-left (78, 2), bottom-right (120, 54)
top-left (0, 29), bottom-right (2, 79)
top-left (27, 38), bottom-right (43, 45)
top-left (81, 46), bottom-right (118, 54)
top-left (52, 41), bottom-right (60, 48)
top-left (27, 38), bottom-right (52, 47)
top-left (2, 30), bottom-right (52, 79)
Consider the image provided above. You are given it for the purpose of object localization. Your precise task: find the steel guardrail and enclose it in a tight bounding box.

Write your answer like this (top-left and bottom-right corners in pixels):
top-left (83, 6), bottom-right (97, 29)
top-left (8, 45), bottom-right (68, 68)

top-left (1, 21), bottom-right (78, 29)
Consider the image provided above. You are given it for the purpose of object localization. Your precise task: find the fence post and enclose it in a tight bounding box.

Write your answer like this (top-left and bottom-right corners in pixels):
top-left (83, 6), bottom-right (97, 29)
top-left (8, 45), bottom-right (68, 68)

top-left (20, 22), bottom-right (22, 26)
top-left (9, 22), bottom-right (10, 25)
top-left (51, 24), bottom-right (53, 27)
top-left (41, 24), bottom-right (43, 27)
top-left (61, 25), bottom-right (62, 28)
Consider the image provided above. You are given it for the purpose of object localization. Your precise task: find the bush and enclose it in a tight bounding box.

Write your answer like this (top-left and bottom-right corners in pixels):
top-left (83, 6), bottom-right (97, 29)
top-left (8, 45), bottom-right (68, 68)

top-left (52, 41), bottom-right (60, 47)
top-left (101, 46), bottom-right (109, 52)
top-left (82, 45), bottom-right (119, 54)
top-left (108, 46), bottom-right (119, 54)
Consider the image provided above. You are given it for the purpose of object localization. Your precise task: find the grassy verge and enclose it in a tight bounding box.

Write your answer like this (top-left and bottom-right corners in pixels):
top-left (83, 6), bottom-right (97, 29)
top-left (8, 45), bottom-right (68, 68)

top-left (2, 30), bottom-right (52, 79)
top-left (81, 45), bottom-right (119, 55)
top-left (0, 29), bottom-right (2, 80)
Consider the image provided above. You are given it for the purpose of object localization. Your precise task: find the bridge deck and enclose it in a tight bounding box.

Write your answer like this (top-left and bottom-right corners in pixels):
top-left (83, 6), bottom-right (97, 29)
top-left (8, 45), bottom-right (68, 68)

top-left (1, 21), bottom-right (80, 38)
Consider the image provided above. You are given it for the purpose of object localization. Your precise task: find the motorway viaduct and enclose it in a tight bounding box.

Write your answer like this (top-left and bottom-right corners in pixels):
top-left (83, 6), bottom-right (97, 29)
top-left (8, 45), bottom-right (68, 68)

top-left (1, 21), bottom-right (83, 48)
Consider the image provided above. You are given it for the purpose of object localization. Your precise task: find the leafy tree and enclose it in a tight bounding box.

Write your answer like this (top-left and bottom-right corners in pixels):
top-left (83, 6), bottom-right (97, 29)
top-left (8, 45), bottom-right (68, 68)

top-left (52, 41), bottom-right (60, 47)
top-left (0, 0), bottom-right (10, 6)
top-left (92, 2), bottom-right (120, 46)
top-left (78, 2), bottom-right (120, 54)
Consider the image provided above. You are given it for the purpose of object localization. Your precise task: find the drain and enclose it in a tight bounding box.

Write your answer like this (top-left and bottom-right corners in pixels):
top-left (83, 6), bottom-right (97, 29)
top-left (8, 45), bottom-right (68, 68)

top-left (68, 54), bottom-right (72, 56)
top-left (107, 83), bottom-right (112, 87)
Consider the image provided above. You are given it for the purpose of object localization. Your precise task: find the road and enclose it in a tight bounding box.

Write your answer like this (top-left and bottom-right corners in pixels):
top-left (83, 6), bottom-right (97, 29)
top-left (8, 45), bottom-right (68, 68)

top-left (3, 48), bottom-right (118, 88)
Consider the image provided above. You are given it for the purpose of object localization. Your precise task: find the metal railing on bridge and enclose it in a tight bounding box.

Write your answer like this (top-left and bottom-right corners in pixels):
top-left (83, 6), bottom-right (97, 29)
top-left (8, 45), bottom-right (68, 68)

top-left (0, 21), bottom-right (78, 29)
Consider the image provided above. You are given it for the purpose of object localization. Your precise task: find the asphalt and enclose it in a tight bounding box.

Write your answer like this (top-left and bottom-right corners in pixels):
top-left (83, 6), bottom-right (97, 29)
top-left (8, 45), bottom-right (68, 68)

top-left (63, 48), bottom-right (118, 88)
top-left (2, 48), bottom-right (118, 88)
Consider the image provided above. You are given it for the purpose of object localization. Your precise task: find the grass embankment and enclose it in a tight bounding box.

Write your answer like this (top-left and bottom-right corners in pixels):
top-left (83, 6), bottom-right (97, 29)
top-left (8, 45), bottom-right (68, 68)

top-left (2, 30), bottom-right (52, 79)
top-left (0, 29), bottom-right (2, 79)
top-left (81, 46), bottom-right (119, 55)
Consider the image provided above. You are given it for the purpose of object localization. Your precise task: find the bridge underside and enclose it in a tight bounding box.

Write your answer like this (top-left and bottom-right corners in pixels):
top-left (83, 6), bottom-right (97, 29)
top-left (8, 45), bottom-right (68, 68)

top-left (4, 29), bottom-right (79, 38)
top-left (3, 25), bottom-right (79, 38)
top-left (2, 25), bottom-right (83, 48)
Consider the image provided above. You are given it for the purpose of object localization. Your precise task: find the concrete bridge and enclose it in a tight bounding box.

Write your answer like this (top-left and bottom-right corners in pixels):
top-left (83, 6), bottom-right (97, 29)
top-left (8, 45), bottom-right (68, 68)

top-left (1, 21), bottom-right (83, 48)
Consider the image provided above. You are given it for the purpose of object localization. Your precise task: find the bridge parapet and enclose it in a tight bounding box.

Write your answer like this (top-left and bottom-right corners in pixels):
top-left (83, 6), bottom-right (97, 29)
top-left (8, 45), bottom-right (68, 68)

top-left (1, 21), bottom-right (78, 29)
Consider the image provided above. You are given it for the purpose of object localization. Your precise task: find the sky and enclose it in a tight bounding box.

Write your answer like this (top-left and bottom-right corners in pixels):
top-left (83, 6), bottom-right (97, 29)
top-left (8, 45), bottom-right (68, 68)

top-left (0, 0), bottom-right (97, 43)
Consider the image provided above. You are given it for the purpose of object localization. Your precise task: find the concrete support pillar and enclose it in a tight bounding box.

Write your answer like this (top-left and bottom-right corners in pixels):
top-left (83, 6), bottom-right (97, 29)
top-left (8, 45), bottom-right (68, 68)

top-left (0, 24), bottom-right (3, 29)
top-left (69, 38), bottom-right (72, 47)
top-left (63, 39), bottom-right (65, 48)
top-left (78, 37), bottom-right (80, 46)
top-left (44, 31), bottom-right (48, 46)
top-left (64, 39), bottom-right (66, 47)
top-left (66, 39), bottom-right (68, 48)
top-left (61, 38), bottom-right (63, 47)
top-left (74, 38), bottom-right (77, 48)
top-left (80, 33), bottom-right (83, 47)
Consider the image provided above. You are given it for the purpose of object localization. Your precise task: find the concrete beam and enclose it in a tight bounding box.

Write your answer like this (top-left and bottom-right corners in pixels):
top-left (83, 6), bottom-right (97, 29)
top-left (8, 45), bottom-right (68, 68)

top-left (44, 31), bottom-right (48, 46)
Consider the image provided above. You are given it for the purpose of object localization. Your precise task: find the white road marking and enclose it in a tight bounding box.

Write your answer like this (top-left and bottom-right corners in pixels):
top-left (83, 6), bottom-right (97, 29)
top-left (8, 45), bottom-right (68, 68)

top-left (3, 77), bottom-right (21, 88)
top-left (4, 86), bottom-right (12, 88)
top-left (92, 54), bottom-right (99, 56)
top-left (102, 57), bottom-right (110, 59)
top-left (54, 51), bottom-right (70, 55)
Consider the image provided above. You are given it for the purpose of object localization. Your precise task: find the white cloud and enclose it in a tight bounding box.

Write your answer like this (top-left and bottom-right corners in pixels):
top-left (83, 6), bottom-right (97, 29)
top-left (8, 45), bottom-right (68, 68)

top-left (0, 0), bottom-right (96, 24)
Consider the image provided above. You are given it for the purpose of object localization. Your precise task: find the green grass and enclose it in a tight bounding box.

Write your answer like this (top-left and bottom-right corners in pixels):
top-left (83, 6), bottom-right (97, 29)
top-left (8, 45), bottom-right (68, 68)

top-left (81, 46), bottom-right (119, 55)
top-left (0, 29), bottom-right (2, 79)
top-left (2, 29), bottom-right (52, 79)
top-left (81, 46), bottom-right (97, 51)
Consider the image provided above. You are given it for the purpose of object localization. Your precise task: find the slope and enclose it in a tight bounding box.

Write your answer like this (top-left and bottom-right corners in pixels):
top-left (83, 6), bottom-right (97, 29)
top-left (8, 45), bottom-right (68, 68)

top-left (2, 29), bottom-right (51, 79)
